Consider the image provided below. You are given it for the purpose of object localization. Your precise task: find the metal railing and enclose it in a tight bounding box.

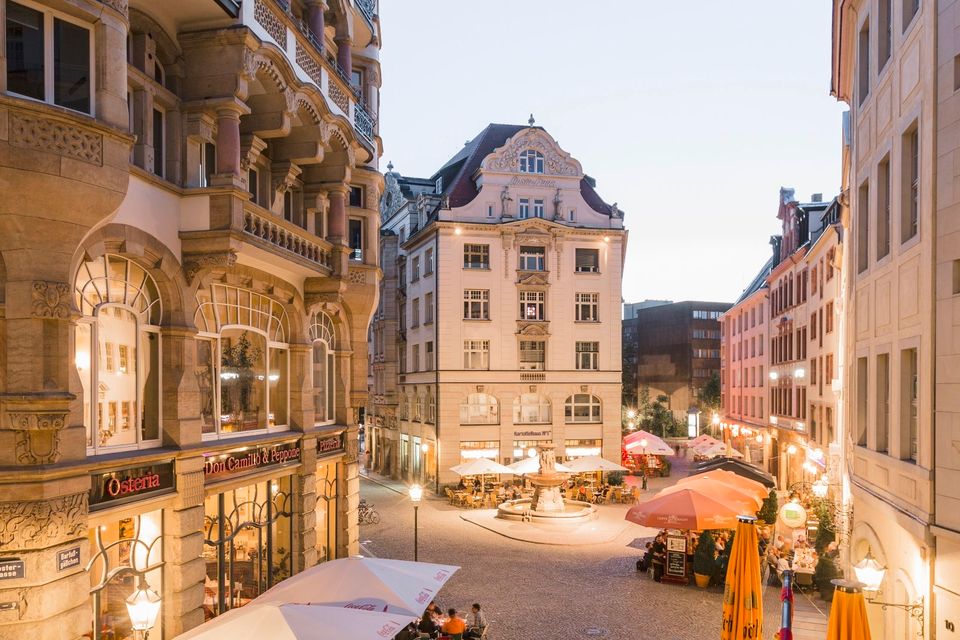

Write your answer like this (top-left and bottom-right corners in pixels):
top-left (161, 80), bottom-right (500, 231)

top-left (355, 0), bottom-right (376, 29)
top-left (354, 101), bottom-right (375, 143)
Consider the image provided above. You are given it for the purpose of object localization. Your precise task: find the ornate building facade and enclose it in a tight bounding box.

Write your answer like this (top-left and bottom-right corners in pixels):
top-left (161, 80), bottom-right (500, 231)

top-left (0, 0), bottom-right (382, 638)
top-left (368, 123), bottom-right (625, 488)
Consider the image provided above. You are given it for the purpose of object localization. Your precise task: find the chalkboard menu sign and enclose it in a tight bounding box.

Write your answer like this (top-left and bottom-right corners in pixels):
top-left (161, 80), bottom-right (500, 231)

top-left (662, 534), bottom-right (688, 585)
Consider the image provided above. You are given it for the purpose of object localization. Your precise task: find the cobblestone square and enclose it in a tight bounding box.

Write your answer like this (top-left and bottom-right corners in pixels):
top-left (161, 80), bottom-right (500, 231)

top-left (359, 470), bottom-right (784, 640)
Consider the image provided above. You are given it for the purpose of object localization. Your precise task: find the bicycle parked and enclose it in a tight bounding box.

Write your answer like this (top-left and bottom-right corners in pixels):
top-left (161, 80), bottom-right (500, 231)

top-left (359, 498), bottom-right (381, 524)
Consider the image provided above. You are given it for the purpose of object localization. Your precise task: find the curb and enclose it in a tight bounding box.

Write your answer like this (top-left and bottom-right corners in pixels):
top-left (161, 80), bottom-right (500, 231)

top-left (359, 472), bottom-right (407, 496)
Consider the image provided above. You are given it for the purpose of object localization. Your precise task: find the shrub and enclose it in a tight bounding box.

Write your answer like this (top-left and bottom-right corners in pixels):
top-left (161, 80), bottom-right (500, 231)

top-left (693, 531), bottom-right (716, 577)
top-left (758, 489), bottom-right (778, 525)
top-left (607, 471), bottom-right (625, 486)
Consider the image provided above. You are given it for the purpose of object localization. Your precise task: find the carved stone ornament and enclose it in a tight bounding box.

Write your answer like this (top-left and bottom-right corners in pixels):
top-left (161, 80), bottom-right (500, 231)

top-left (31, 281), bottom-right (71, 319)
top-left (272, 162), bottom-right (303, 194)
top-left (184, 252), bottom-right (238, 282)
top-left (240, 134), bottom-right (268, 171)
top-left (8, 411), bottom-right (68, 465)
top-left (0, 492), bottom-right (87, 551)
top-left (97, 0), bottom-right (128, 17)
top-left (517, 272), bottom-right (549, 287)
top-left (517, 321), bottom-right (550, 336)
top-left (348, 268), bottom-right (367, 285)
top-left (344, 437), bottom-right (359, 463)
top-left (484, 129), bottom-right (582, 177)
top-left (10, 112), bottom-right (103, 166)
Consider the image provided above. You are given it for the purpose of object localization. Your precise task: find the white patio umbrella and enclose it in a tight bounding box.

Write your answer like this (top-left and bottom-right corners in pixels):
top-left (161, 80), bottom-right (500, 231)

top-left (693, 441), bottom-right (744, 458)
top-left (255, 557), bottom-right (458, 617)
top-left (622, 431), bottom-right (675, 456)
top-left (505, 457), bottom-right (572, 474)
top-left (449, 458), bottom-right (514, 476)
top-left (174, 602), bottom-right (414, 640)
top-left (689, 434), bottom-right (724, 448)
top-left (562, 455), bottom-right (629, 473)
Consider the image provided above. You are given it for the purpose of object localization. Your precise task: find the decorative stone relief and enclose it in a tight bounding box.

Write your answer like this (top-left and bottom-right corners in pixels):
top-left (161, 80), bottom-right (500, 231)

top-left (254, 0), bottom-right (287, 48)
top-left (0, 493), bottom-right (87, 551)
top-left (10, 113), bottom-right (103, 166)
top-left (344, 437), bottom-right (359, 463)
top-left (517, 321), bottom-right (550, 336)
top-left (240, 134), bottom-right (268, 171)
top-left (30, 281), bottom-right (71, 319)
top-left (9, 411), bottom-right (68, 464)
top-left (272, 162), bottom-right (303, 194)
top-left (98, 0), bottom-right (128, 16)
top-left (296, 42), bottom-right (323, 87)
top-left (348, 269), bottom-right (367, 285)
top-left (184, 252), bottom-right (238, 282)
top-left (484, 129), bottom-right (581, 176)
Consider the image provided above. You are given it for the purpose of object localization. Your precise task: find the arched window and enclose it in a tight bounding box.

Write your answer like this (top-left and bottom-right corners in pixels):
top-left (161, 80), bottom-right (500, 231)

top-left (514, 393), bottom-right (551, 424)
top-left (310, 311), bottom-right (336, 425)
top-left (519, 149), bottom-right (544, 174)
top-left (194, 284), bottom-right (290, 436)
top-left (565, 394), bottom-right (602, 423)
top-left (460, 393), bottom-right (499, 425)
top-left (75, 254), bottom-right (162, 452)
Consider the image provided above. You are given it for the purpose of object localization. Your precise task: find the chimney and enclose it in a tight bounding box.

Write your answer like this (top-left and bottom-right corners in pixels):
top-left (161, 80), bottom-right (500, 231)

top-left (811, 193), bottom-right (823, 203)
top-left (770, 235), bottom-right (782, 266)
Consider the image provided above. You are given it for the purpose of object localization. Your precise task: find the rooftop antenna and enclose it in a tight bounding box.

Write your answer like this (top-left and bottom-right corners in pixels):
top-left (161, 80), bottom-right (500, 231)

top-left (528, 113), bottom-right (535, 126)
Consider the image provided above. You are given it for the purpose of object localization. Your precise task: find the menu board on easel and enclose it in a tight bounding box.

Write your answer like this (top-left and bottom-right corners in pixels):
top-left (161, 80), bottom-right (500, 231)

top-left (662, 534), bottom-right (688, 585)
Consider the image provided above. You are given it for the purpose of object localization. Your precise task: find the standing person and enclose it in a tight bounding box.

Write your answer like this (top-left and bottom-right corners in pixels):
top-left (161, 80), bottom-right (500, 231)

top-left (465, 603), bottom-right (487, 639)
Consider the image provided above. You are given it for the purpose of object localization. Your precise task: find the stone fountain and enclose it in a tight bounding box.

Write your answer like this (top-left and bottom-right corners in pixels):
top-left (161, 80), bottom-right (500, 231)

top-left (496, 444), bottom-right (597, 524)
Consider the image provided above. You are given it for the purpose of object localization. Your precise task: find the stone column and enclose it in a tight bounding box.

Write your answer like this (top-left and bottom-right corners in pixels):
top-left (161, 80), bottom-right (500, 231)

top-left (94, 13), bottom-right (130, 130)
top-left (339, 429), bottom-right (360, 558)
top-left (335, 37), bottom-right (352, 76)
top-left (216, 109), bottom-right (242, 179)
top-left (296, 438), bottom-right (319, 572)
top-left (326, 185), bottom-right (348, 246)
top-left (306, 1), bottom-right (327, 45)
top-left (160, 327), bottom-right (202, 447)
top-left (163, 457), bottom-right (206, 639)
top-left (288, 344), bottom-right (313, 431)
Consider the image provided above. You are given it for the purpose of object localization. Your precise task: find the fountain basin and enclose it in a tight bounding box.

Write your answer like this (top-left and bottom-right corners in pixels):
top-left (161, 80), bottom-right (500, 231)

top-left (496, 498), bottom-right (598, 524)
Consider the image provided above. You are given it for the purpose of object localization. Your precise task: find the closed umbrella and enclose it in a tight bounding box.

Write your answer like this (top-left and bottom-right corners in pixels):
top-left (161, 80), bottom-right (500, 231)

top-left (679, 470), bottom-right (768, 500)
top-left (505, 457), bottom-right (572, 474)
top-left (825, 580), bottom-right (873, 640)
top-left (624, 488), bottom-right (741, 530)
top-left (255, 557), bottom-right (459, 617)
top-left (562, 455), bottom-right (628, 473)
top-left (175, 602), bottom-right (414, 640)
top-left (720, 516), bottom-right (764, 640)
top-left (661, 477), bottom-right (763, 511)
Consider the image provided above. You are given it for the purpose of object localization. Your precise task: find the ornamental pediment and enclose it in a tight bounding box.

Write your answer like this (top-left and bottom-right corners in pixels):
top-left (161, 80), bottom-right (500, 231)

top-left (483, 128), bottom-right (583, 177)
top-left (517, 272), bottom-right (550, 287)
top-left (517, 320), bottom-right (550, 336)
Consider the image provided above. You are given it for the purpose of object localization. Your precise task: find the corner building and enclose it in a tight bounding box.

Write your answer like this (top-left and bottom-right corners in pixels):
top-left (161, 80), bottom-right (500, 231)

top-left (0, 0), bottom-right (382, 638)
top-left (368, 123), bottom-right (625, 488)
top-left (833, 0), bottom-right (953, 636)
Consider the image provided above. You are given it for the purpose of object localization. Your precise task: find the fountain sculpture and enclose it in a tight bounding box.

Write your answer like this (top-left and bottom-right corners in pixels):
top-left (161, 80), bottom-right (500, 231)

top-left (496, 444), bottom-right (597, 524)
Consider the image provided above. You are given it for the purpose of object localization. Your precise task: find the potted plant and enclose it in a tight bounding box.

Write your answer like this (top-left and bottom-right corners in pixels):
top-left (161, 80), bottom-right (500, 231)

top-left (607, 471), bottom-right (625, 486)
top-left (813, 555), bottom-right (840, 601)
top-left (693, 531), bottom-right (716, 588)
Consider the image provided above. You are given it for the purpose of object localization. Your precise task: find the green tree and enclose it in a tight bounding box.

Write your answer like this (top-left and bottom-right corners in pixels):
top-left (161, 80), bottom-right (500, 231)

top-left (699, 372), bottom-right (722, 415)
top-left (758, 489), bottom-right (778, 525)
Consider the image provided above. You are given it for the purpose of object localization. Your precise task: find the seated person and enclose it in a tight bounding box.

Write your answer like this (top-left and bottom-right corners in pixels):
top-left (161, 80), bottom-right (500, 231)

top-left (456, 478), bottom-right (466, 491)
top-left (418, 608), bottom-right (440, 636)
top-left (464, 603), bottom-right (487, 639)
top-left (441, 608), bottom-right (467, 637)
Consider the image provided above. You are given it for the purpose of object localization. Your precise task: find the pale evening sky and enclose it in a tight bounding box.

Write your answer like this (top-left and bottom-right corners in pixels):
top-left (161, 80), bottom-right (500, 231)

top-left (378, 1), bottom-right (846, 305)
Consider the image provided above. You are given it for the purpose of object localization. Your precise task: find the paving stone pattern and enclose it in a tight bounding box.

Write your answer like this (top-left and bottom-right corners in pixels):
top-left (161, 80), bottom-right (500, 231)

top-left (358, 456), bottom-right (801, 640)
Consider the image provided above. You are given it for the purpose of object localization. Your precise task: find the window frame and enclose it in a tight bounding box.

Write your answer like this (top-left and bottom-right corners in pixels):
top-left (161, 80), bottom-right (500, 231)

top-left (518, 245), bottom-right (546, 271)
top-left (564, 394), bottom-right (602, 424)
top-left (463, 289), bottom-right (490, 320)
top-left (519, 290), bottom-right (546, 321)
top-left (576, 341), bottom-right (599, 370)
top-left (463, 243), bottom-right (490, 269)
top-left (519, 340), bottom-right (546, 370)
top-left (463, 339), bottom-right (490, 370)
top-left (5, 0), bottom-right (96, 115)
top-left (575, 292), bottom-right (599, 322)
top-left (519, 149), bottom-right (545, 174)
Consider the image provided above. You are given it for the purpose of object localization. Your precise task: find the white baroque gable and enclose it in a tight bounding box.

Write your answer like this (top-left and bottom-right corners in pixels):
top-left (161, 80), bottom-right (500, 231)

top-left (482, 129), bottom-right (583, 177)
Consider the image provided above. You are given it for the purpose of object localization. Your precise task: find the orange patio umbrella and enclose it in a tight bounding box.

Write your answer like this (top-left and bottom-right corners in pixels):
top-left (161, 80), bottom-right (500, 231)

top-left (661, 477), bottom-right (763, 513)
top-left (625, 488), bottom-right (741, 530)
top-left (681, 469), bottom-right (768, 500)
top-left (826, 580), bottom-right (872, 640)
top-left (720, 516), bottom-right (763, 640)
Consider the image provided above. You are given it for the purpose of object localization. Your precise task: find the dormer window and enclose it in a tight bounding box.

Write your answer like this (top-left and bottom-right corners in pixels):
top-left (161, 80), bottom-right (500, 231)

top-left (519, 150), bottom-right (544, 174)
top-left (435, 176), bottom-right (443, 193)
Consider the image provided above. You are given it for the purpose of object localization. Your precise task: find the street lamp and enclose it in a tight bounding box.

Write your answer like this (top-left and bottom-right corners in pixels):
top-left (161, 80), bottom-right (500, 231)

top-left (626, 409), bottom-right (636, 420)
top-left (125, 576), bottom-right (161, 640)
top-left (853, 550), bottom-right (925, 633)
top-left (408, 484), bottom-right (423, 562)
top-left (784, 444), bottom-right (798, 488)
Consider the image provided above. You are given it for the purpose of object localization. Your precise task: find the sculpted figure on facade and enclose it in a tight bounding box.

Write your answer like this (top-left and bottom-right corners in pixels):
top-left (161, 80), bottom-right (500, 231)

top-left (500, 186), bottom-right (513, 217)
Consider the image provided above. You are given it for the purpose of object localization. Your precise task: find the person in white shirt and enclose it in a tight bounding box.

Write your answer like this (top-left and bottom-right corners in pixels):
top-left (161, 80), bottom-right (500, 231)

top-left (465, 603), bottom-right (487, 639)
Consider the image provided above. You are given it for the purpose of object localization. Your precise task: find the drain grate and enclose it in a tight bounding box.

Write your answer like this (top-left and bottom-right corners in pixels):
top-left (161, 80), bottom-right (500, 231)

top-left (583, 628), bottom-right (608, 637)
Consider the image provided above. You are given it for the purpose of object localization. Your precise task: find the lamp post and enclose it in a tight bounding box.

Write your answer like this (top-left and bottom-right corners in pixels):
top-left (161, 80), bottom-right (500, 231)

top-left (853, 551), bottom-right (926, 636)
top-left (125, 576), bottom-right (161, 640)
top-left (408, 484), bottom-right (423, 561)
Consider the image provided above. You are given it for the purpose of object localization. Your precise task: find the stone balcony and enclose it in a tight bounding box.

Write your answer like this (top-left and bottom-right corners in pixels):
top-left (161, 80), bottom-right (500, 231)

top-left (181, 199), bottom-right (333, 279)
top-left (244, 0), bottom-right (377, 151)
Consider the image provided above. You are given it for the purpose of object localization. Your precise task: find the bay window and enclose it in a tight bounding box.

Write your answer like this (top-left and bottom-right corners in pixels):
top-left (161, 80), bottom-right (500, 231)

top-left (194, 284), bottom-right (291, 437)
